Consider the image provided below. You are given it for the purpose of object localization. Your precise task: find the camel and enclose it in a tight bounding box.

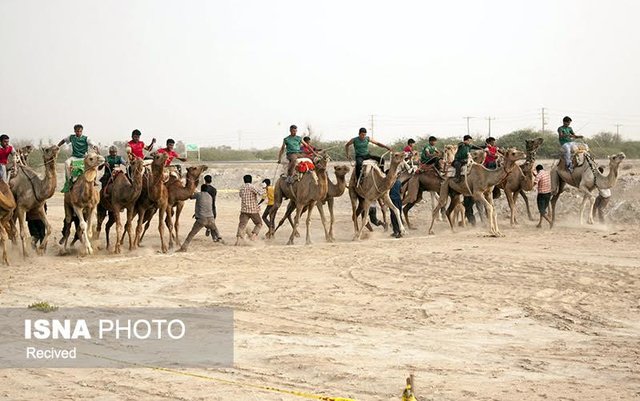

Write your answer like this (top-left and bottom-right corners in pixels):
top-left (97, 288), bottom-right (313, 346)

top-left (268, 153), bottom-right (330, 245)
top-left (9, 145), bottom-right (60, 256)
top-left (349, 152), bottom-right (406, 240)
top-left (0, 180), bottom-right (16, 265)
top-left (399, 163), bottom-right (443, 229)
top-left (130, 152), bottom-right (171, 252)
top-left (495, 137), bottom-right (544, 226)
top-left (95, 157), bottom-right (145, 253)
top-left (428, 148), bottom-right (526, 237)
top-left (272, 164), bottom-right (350, 242)
top-left (61, 152), bottom-right (105, 255)
top-left (550, 152), bottom-right (625, 226)
top-left (164, 165), bottom-right (208, 246)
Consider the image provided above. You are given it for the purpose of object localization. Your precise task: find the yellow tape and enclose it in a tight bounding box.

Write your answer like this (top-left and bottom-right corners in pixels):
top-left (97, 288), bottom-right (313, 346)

top-left (81, 352), bottom-right (356, 401)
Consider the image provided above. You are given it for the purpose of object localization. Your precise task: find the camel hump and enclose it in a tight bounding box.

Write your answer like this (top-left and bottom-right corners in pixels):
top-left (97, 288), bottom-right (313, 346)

top-left (361, 159), bottom-right (378, 167)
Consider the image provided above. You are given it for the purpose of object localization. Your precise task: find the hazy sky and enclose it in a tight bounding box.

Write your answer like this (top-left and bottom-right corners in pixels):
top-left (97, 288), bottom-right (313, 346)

top-left (1, 0), bottom-right (639, 149)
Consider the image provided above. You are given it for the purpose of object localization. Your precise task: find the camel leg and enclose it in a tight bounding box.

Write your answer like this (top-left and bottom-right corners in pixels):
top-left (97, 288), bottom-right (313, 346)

top-left (327, 197), bottom-right (336, 241)
top-left (403, 202), bottom-right (415, 230)
top-left (85, 207), bottom-right (96, 255)
top-left (16, 207), bottom-right (29, 258)
top-left (125, 207), bottom-right (135, 250)
top-left (95, 204), bottom-right (106, 241)
top-left (430, 192), bottom-right (444, 222)
top-left (429, 182), bottom-right (450, 234)
top-left (315, 201), bottom-right (331, 242)
top-left (0, 223), bottom-right (9, 265)
top-left (474, 192), bottom-right (499, 237)
top-left (157, 205), bottom-right (168, 253)
top-left (382, 192), bottom-right (404, 234)
top-left (173, 201), bottom-right (184, 244)
top-left (36, 204), bottom-right (50, 254)
top-left (113, 207), bottom-right (123, 254)
top-left (275, 201), bottom-right (296, 235)
top-left (519, 189), bottom-right (534, 221)
top-left (354, 198), bottom-right (372, 240)
top-left (72, 206), bottom-right (90, 255)
top-left (133, 209), bottom-right (144, 249)
top-left (305, 201), bottom-right (317, 245)
top-left (105, 211), bottom-right (115, 251)
top-left (287, 206), bottom-right (302, 245)
top-left (165, 208), bottom-right (175, 249)
top-left (504, 188), bottom-right (517, 226)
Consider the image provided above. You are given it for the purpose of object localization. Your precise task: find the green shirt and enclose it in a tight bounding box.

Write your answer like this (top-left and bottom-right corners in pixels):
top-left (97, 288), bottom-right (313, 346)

top-left (105, 155), bottom-right (125, 170)
top-left (68, 135), bottom-right (89, 158)
top-left (353, 136), bottom-right (370, 157)
top-left (455, 142), bottom-right (472, 161)
top-left (283, 135), bottom-right (303, 154)
top-left (420, 144), bottom-right (438, 163)
top-left (558, 126), bottom-right (575, 145)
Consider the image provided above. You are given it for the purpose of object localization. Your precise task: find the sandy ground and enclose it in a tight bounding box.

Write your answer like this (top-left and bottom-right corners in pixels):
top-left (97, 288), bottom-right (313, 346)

top-left (0, 161), bottom-right (639, 400)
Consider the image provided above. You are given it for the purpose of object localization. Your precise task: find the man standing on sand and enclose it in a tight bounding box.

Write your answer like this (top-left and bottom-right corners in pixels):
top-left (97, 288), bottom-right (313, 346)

top-left (235, 174), bottom-right (265, 245)
top-left (534, 164), bottom-right (552, 228)
top-left (277, 125), bottom-right (313, 184)
top-left (178, 184), bottom-right (222, 251)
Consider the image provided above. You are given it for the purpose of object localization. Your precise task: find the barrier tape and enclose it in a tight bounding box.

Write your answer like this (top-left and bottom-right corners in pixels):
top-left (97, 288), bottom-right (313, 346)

top-left (81, 352), bottom-right (357, 401)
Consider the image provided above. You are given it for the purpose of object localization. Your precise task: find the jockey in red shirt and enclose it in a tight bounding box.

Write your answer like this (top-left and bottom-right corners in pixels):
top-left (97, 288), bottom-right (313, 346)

top-left (157, 138), bottom-right (187, 166)
top-left (0, 134), bottom-right (16, 183)
top-left (126, 129), bottom-right (156, 159)
top-left (483, 137), bottom-right (502, 169)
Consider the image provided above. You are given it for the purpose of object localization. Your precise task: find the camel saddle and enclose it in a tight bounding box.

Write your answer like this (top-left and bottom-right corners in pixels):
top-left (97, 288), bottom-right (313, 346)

top-left (295, 157), bottom-right (315, 173)
top-left (570, 143), bottom-right (590, 169)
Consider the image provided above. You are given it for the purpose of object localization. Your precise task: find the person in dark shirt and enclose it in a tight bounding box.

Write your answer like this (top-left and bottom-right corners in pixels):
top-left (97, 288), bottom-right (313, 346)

top-left (201, 174), bottom-right (218, 238)
top-left (389, 178), bottom-right (404, 238)
top-left (454, 135), bottom-right (482, 181)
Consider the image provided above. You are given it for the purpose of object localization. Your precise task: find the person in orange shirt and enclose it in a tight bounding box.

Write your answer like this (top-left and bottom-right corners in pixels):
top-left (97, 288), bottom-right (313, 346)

top-left (259, 178), bottom-right (275, 228)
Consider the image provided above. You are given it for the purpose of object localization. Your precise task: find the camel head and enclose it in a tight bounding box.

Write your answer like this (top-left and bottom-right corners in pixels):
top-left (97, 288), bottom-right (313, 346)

top-left (151, 151), bottom-right (169, 168)
top-left (443, 145), bottom-right (457, 163)
top-left (129, 157), bottom-right (144, 175)
top-left (312, 151), bottom-right (330, 170)
top-left (470, 149), bottom-right (486, 164)
top-left (185, 165), bottom-right (208, 181)
top-left (333, 164), bottom-right (351, 178)
top-left (608, 152), bottom-right (626, 168)
top-left (389, 151), bottom-right (404, 167)
top-left (502, 148), bottom-right (526, 165)
top-left (41, 144), bottom-right (60, 163)
top-left (83, 152), bottom-right (105, 170)
top-left (525, 137), bottom-right (544, 153)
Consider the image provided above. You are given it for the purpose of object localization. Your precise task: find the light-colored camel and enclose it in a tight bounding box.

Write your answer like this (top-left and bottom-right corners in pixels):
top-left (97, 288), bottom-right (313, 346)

top-left (9, 145), bottom-right (59, 256)
top-left (268, 153), bottom-right (330, 245)
top-left (61, 152), bottom-right (105, 255)
top-left (349, 152), bottom-right (405, 240)
top-left (495, 137), bottom-right (544, 226)
top-left (130, 152), bottom-right (171, 252)
top-left (164, 165), bottom-right (208, 247)
top-left (550, 152), bottom-right (625, 226)
top-left (273, 164), bottom-right (350, 242)
top-left (429, 148), bottom-right (526, 237)
top-left (0, 180), bottom-right (16, 265)
top-left (95, 157), bottom-right (145, 253)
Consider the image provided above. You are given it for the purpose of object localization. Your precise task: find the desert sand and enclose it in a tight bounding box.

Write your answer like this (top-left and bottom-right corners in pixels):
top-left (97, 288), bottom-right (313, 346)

top-left (0, 161), bottom-right (639, 400)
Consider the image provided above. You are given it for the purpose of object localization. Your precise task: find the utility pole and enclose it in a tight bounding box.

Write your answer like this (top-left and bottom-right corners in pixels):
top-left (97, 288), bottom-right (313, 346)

top-left (370, 114), bottom-right (375, 140)
top-left (615, 123), bottom-right (622, 137)
top-left (541, 107), bottom-right (547, 134)
top-left (462, 116), bottom-right (475, 135)
top-left (486, 116), bottom-right (496, 136)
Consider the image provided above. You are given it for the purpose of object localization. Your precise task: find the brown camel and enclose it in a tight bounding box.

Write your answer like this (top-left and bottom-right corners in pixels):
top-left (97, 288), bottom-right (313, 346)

top-left (495, 137), bottom-right (544, 226)
top-left (268, 153), bottom-right (330, 245)
top-left (349, 152), bottom-right (405, 240)
top-left (61, 152), bottom-right (105, 255)
top-left (399, 163), bottom-right (444, 229)
top-left (9, 145), bottom-right (60, 256)
top-left (95, 157), bottom-right (145, 253)
top-left (429, 148), bottom-right (526, 237)
top-left (550, 152), bottom-right (625, 226)
top-left (164, 165), bottom-right (208, 247)
top-left (0, 180), bottom-right (16, 265)
top-left (273, 164), bottom-right (350, 242)
top-left (130, 152), bottom-right (171, 252)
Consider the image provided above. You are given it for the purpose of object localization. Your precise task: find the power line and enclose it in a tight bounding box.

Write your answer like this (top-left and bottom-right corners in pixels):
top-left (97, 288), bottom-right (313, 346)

top-left (485, 116), bottom-right (496, 136)
top-left (462, 116), bottom-right (475, 135)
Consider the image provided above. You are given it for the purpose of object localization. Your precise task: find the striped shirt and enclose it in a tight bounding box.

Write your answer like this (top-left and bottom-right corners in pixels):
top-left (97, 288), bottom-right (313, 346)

top-left (239, 183), bottom-right (265, 214)
top-left (535, 170), bottom-right (551, 194)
